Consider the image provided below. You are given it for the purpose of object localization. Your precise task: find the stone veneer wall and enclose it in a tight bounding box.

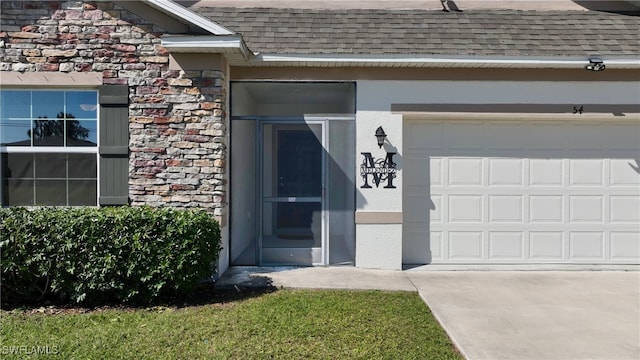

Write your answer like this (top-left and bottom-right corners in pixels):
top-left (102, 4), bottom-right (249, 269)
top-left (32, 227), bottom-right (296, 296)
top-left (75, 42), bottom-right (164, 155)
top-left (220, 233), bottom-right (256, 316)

top-left (0, 1), bottom-right (227, 217)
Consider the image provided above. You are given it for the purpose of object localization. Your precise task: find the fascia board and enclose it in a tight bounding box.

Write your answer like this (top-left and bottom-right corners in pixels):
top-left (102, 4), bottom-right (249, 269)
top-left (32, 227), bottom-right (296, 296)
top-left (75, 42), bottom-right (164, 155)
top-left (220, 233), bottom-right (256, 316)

top-left (161, 35), bottom-right (253, 58)
top-left (255, 54), bottom-right (640, 69)
top-left (142, 0), bottom-right (235, 35)
top-left (162, 35), bottom-right (243, 49)
top-left (160, 36), bottom-right (640, 69)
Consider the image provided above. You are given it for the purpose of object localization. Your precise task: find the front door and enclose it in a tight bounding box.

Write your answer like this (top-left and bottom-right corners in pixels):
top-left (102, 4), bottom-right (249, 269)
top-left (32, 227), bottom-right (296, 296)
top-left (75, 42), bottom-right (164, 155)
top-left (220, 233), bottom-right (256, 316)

top-left (260, 122), bottom-right (325, 265)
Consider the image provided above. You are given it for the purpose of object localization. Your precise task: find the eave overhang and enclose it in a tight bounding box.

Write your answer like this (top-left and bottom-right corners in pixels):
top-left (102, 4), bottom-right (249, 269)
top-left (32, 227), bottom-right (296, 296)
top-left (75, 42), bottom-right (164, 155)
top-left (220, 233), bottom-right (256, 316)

top-left (162, 35), bottom-right (253, 65)
top-left (160, 35), bottom-right (640, 69)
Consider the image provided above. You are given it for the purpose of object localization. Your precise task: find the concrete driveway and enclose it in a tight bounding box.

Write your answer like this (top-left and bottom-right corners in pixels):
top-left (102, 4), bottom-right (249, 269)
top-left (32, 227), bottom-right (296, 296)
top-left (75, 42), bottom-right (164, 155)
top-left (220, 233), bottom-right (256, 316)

top-left (406, 271), bottom-right (640, 360)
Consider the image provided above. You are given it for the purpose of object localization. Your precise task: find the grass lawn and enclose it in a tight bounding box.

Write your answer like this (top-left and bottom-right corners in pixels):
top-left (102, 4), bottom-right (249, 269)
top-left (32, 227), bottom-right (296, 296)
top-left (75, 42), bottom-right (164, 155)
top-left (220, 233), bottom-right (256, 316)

top-left (1, 289), bottom-right (462, 359)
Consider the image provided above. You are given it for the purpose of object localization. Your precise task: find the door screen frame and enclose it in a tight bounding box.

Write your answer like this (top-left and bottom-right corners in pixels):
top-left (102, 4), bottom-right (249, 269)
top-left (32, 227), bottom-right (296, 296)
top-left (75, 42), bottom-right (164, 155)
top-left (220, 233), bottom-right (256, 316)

top-left (257, 118), bottom-right (328, 265)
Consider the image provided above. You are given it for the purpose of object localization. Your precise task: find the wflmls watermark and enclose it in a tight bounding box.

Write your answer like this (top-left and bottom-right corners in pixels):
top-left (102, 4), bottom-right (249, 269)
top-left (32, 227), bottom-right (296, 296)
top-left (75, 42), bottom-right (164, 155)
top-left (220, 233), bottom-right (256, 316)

top-left (1, 345), bottom-right (60, 355)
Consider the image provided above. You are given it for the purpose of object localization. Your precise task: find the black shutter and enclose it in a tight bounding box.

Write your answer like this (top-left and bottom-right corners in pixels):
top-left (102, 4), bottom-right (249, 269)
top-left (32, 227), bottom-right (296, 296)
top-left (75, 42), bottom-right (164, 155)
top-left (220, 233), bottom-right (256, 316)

top-left (99, 85), bottom-right (129, 206)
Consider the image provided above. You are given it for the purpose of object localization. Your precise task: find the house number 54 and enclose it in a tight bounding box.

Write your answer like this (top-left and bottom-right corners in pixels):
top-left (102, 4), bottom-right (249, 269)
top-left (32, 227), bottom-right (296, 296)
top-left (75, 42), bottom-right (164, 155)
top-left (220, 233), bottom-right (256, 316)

top-left (572, 106), bottom-right (584, 114)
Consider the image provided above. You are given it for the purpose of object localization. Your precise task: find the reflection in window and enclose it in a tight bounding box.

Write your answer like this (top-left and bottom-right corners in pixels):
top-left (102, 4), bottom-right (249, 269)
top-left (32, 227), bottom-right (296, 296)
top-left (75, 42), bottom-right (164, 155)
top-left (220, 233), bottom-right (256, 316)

top-left (0, 90), bottom-right (98, 147)
top-left (1, 89), bottom-right (99, 207)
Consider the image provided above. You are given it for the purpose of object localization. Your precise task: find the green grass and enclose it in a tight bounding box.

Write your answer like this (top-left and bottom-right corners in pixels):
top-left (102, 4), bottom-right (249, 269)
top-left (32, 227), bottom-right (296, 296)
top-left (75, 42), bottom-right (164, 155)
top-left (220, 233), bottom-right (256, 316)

top-left (0, 289), bottom-right (462, 359)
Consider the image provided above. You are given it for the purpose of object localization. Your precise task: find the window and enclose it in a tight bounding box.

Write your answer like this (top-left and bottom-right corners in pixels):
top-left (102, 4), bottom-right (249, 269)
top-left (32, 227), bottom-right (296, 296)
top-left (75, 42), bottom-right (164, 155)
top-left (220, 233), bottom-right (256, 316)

top-left (1, 90), bottom-right (99, 206)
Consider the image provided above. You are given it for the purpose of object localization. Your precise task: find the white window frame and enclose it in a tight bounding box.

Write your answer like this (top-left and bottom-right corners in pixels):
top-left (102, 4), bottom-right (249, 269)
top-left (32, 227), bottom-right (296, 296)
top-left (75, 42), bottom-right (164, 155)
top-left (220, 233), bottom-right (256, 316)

top-left (0, 88), bottom-right (100, 207)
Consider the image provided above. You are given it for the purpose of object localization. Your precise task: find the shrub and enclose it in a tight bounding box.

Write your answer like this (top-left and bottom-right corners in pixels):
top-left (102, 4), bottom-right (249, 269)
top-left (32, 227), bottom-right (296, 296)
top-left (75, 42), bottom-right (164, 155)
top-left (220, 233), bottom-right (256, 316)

top-left (0, 206), bottom-right (221, 306)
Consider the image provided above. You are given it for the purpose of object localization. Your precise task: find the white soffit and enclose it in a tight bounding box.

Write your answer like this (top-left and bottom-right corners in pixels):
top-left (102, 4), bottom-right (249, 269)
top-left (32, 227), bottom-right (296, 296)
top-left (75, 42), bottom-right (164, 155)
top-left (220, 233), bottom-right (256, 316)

top-left (142, 0), bottom-right (235, 35)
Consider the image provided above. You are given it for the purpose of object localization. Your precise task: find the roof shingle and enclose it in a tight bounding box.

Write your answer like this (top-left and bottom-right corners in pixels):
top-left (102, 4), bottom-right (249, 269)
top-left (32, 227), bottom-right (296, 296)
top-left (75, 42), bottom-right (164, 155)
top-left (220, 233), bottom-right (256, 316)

top-left (191, 7), bottom-right (640, 57)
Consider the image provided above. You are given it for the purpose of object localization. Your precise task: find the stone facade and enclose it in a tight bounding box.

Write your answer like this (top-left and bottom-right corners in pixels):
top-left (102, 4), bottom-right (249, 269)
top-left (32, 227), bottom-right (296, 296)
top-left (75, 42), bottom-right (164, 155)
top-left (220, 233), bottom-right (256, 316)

top-left (0, 1), bottom-right (228, 217)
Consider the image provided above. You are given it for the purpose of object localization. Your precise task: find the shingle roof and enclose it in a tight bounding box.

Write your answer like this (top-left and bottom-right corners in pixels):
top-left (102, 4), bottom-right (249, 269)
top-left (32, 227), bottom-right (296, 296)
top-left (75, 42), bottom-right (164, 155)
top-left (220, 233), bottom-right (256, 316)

top-left (191, 7), bottom-right (640, 57)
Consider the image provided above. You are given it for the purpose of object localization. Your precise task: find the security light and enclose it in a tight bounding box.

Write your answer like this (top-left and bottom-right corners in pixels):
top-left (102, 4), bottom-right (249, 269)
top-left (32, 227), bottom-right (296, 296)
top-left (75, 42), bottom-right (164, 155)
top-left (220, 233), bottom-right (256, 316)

top-left (586, 58), bottom-right (605, 72)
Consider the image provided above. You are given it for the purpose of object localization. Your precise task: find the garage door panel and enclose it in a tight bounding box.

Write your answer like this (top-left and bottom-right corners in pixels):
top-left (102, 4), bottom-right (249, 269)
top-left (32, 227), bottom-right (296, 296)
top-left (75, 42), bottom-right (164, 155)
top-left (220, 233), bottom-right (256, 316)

top-left (529, 232), bottom-right (565, 260)
top-left (489, 195), bottom-right (524, 223)
top-left (610, 159), bottom-right (640, 186)
top-left (530, 195), bottom-right (564, 223)
top-left (430, 157), bottom-right (444, 186)
top-left (569, 195), bottom-right (604, 223)
top-left (610, 232), bottom-right (640, 260)
top-left (445, 123), bottom-right (484, 150)
top-left (569, 232), bottom-right (604, 260)
top-left (610, 196), bottom-right (640, 223)
top-left (404, 120), bottom-right (640, 265)
top-left (430, 232), bottom-right (444, 260)
top-left (489, 158), bottom-right (524, 186)
top-left (489, 232), bottom-right (524, 260)
top-left (448, 158), bottom-right (483, 186)
top-left (430, 195), bottom-right (443, 223)
top-left (570, 159), bottom-right (605, 186)
top-left (529, 159), bottom-right (564, 186)
top-left (449, 195), bottom-right (483, 223)
top-left (449, 232), bottom-right (483, 259)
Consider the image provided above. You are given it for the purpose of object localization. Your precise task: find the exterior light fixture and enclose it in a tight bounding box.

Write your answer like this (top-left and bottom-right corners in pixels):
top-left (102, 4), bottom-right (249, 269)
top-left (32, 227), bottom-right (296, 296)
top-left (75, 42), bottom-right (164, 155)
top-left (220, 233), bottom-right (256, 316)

top-left (585, 58), bottom-right (605, 72)
top-left (375, 126), bottom-right (387, 148)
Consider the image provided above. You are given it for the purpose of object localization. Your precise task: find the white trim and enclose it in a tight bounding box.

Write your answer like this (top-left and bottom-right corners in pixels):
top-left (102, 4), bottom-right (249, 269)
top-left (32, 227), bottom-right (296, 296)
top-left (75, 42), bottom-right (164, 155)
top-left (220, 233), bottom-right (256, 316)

top-left (256, 54), bottom-right (640, 69)
top-left (142, 0), bottom-right (234, 35)
top-left (159, 34), bottom-right (640, 69)
top-left (162, 35), bottom-right (244, 49)
top-left (400, 112), bottom-right (640, 122)
top-left (0, 147), bottom-right (98, 153)
top-left (161, 35), bottom-right (253, 58)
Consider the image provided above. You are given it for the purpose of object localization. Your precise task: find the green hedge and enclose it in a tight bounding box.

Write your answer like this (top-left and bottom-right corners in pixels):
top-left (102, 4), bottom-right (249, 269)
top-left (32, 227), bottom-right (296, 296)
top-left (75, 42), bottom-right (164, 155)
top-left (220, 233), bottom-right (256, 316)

top-left (0, 206), bottom-right (221, 306)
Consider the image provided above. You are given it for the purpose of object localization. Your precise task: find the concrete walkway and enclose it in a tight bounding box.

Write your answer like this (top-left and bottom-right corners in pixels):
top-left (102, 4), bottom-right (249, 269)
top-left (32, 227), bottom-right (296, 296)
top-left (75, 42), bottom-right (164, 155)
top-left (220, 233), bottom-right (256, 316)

top-left (216, 266), bottom-right (416, 291)
top-left (217, 267), bottom-right (640, 360)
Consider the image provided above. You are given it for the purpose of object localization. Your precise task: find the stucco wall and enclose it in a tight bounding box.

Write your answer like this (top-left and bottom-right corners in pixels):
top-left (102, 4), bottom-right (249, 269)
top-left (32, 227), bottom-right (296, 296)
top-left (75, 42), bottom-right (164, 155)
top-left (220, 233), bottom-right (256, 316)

top-left (355, 97), bottom-right (404, 270)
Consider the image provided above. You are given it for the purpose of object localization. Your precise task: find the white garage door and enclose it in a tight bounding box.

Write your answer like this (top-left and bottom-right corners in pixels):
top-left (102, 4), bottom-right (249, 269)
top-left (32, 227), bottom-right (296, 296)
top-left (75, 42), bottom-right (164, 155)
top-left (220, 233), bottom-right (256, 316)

top-left (403, 119), bottom-right (640, 265)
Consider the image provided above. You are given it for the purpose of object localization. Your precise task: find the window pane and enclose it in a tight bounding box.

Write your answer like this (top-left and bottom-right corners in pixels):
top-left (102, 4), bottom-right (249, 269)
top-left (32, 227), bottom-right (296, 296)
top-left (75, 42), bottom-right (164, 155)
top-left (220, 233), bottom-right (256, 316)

top-left (32, 91), bottom-right (65, 120)
top-left (32, 118), bottom-right (65, 146)
top-left (4, 179), bottom-right (34, 206)
top-left (68, 180), bottom-right (97, 206)
top-left (1, 119), bottom-right (32, 146)
top-left (66, 91), bottom-right (97, 119)
top-left (66, 120), bottom-right (97, 146)
top-left (35, 153), bottom-right (66, 178)
top-left (4, 153), bottom-right (34, 178)
top-left (68, 153), bottom-right (97, 178)
top-left (0, 90), bottom-right (30, 119)
top-left (35, 180), bottom-right (66, 205)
